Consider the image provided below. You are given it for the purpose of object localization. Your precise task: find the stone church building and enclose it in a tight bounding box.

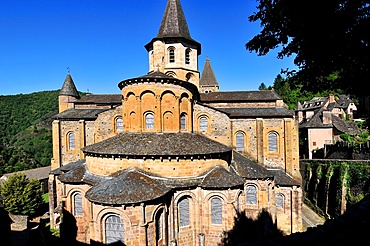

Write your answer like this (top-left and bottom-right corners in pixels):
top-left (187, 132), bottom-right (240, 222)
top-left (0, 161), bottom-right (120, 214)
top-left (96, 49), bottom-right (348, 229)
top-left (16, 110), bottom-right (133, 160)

top-left (48, 0), bottom-right (303, 245)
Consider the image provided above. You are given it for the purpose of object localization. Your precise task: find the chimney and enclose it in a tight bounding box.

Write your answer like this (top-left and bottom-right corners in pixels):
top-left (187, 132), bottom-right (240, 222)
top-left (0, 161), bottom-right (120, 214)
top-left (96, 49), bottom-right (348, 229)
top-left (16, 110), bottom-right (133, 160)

top-left (322, 111), bottom-right (332, 124)
top-left (329, 94), bottom-right (335, 103)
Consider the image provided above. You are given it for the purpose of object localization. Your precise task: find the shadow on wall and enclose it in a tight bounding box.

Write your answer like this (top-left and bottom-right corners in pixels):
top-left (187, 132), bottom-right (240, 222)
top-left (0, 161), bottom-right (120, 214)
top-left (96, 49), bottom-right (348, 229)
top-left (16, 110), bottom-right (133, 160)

top-left (0, 206), bottom-right (11, 245)
top-left (41, 208), bottom-right (126, 246)
top-left (220, 208), bottom-right (284, 246)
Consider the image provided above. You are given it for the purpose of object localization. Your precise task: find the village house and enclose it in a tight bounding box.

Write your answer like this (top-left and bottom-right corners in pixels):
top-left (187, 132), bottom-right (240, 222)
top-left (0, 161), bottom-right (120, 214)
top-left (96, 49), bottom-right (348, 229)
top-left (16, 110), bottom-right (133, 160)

top-left (295, 94), bottom-right (360, 159)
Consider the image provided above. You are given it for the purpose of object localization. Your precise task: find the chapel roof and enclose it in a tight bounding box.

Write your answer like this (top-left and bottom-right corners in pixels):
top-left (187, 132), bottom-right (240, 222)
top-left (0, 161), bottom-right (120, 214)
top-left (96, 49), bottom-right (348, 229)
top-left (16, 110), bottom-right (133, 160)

top-left (199, 57), bottom-right (219, 87)
top-left (73, 94), bottom-right (122, 105)
top-left (215, 107), bottom-right (294, 118)
top-left (55, 151), bottom-right (299, 205)
top-left (82, 132), bottom-right (231, 156)
top-left (59, 73), bottom-right (80, 98)
top-left (200, 90), bottom-right (281, 102)
top-left (145, 0), bottom-right (201, 52)
top-left (53, 108), bottom-right (109, 120)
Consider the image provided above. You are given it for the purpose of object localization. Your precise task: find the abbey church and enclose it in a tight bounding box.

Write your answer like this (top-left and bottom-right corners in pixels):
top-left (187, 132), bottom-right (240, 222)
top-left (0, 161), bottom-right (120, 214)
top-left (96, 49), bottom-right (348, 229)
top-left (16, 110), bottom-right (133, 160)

top-left (48, 0), bottom-right (303, 245)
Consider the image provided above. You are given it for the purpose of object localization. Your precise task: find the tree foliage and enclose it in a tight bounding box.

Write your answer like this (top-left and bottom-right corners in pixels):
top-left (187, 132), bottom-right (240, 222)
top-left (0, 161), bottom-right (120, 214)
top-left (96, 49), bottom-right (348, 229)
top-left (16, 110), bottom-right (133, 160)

top-left (246, 0), bottom-right (369, 96)
top-left (0, 91), bottom-right (59, 175)
top-left (0, 172), bottom-right (44, 216)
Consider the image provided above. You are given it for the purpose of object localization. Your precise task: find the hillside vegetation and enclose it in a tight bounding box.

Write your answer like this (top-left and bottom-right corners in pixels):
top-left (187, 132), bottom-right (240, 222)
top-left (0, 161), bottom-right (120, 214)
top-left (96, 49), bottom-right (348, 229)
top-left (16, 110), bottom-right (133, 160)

top-left (0, 91), bottom-right (59, 175)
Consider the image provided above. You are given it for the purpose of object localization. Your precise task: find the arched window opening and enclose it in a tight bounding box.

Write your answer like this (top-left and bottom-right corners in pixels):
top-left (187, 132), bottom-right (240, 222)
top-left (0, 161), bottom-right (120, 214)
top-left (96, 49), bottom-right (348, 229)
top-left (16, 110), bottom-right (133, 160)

top-left (236, 132), bottom-right (245, 151)
top-left (169, 48), bottom-right (175, 63)
top-left (276, 193), bottom-right (284, 209)
top-left (180, 113), bottom-right (187, 130)
top-left (73, 193), bottom-right (82, 217)
top-left (246, 185), bottom-right (257, 205)
top-left (146, 113), bottom-right (154, 129)
top-left (115, 117), bottom-right (123, 131)
top-left (68, 132), bottom-right (75, 150)
top-left (268, 132), bottom-right (278, 152)
top-left (199, 116), bottom-right (208, 131)
top-left (178, 197), bottom-right (190, 227)
top-left (185, 49), bottom-right (191, 65)
top-left (211, 197), bottom-right (222, 224)
top-left (105, 214), bottom-right (124, 244)
top-left (156, 209), bottom-right (164, 241)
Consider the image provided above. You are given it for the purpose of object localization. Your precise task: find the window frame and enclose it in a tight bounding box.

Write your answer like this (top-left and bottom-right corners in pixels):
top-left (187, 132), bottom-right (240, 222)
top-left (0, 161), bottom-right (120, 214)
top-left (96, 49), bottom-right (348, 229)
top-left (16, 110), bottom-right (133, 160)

top-left (104, 214), bottom-right (124, 244)
top-left (185, 48), bottom-right (191, 65)
top-left (246, 185), bottom-right (257, 205)
top-left (145, 112), bottom-right (155, 130)
top-left (169, 47), bottom-right (175, 63)
top-left (268, 132), bottom-right (278, 152)
top-left (235, 131), bottom-right (245, 152)
top-left (276, 193), bottom-right (284, 209)
top-left (115, 116), bottom-right (124, 132)
top-left (211, 197), bottom-right (223, 225)
top-left (180, 113), bottom-right (187, 130)
top-left (199, 116), bottom-right (208, 131)
top-left (178, 197), bottom-right (190, 227)
top-left (73, 192), bottom-right (83, 217)
top-left (68, 132), bottom-right (76, 151)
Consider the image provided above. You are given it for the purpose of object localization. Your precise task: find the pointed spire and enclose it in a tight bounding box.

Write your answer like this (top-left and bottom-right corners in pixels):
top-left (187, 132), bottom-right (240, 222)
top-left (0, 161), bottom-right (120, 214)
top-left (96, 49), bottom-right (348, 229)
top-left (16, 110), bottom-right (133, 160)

top-left (200, 56), bottom-right (219, 87)
top-left (59, 73), bottom-right (80, 98)
top-left (157, 0), bottom-right (191, 39)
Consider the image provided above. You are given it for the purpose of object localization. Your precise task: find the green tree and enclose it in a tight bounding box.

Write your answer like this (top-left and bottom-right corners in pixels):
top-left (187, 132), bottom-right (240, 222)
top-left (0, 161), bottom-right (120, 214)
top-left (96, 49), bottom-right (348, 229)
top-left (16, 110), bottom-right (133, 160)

top-left (0, 172), bottom-right (43, 216)
top-left (258, 82), bottom-right (267, 90)
top-left (246, 0), bottom-right (369, 96)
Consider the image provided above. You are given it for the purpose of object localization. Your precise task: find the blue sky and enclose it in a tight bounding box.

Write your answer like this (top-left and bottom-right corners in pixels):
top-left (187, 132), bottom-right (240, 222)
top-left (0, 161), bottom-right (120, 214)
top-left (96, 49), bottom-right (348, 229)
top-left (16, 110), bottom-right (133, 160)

top-left (0, 0), bottom-right (297, 96)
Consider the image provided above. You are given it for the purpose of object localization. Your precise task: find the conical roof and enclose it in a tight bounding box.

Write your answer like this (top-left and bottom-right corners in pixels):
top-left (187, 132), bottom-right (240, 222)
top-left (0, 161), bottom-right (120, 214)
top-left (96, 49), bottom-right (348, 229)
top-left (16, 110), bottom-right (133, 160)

top-left (157, 0), bottom-right (191, 39)
top-left (200, 57), bottom-right (218, 86)
top-left (59, 73), bottom-right (80, 98)
top-left (145, 0), bottom-right (201, 53)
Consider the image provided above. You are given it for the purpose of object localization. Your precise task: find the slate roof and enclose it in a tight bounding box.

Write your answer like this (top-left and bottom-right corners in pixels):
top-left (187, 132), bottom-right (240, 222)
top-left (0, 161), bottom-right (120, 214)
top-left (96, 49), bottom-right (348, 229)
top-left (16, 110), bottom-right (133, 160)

top-left (59, 73), bottom-right (80, 98)
top-left (231, 151), bottom-right (272, 179)
top-left (157, 0), bottom-right (191, 40)
top-left (145, 0), bottom-right (201, 53)
top-left (200, 90), bottom-right (281, 102)
top-left (55, 151), bottom-right (299, 205)
top-left (231, 151), bottom-right (301, 186)
top-left (82, 132), bottom-right (232, 156)
top-left (200, 57), bottom-right (218, 87)
top-left (299, 108), bottom-right (360, 135)
top-left (216, 107), bottom-right (294, 118)
top-left (73, 94), bottom-right (122, 105)
top-left (267, 169), bottom-right (301, 186)
top-left (59, 164), bottom-right (245, 205)
top-left (53, 108), bottom-right (109, 120)
top-left (0, 166), bottom-right (51, 181)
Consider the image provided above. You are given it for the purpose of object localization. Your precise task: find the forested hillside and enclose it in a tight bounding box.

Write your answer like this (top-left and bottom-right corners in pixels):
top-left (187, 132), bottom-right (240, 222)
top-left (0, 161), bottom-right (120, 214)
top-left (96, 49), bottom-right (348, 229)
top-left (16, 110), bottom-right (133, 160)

top-left (0, 91), bottom-right (59, 175)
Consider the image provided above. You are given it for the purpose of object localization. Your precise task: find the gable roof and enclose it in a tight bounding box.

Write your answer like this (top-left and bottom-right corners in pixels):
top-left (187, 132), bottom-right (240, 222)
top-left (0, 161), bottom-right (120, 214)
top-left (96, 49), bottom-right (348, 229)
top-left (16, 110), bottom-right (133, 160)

top-left (299, 108), bottom-right (360, 135)
top-left (216, 107), bottom-right (294, 118)
top-left (0, 166), bottom-right (51, 181)
top-left (200, 90), bottom-right (281, 102)
top-left (53, 108), bottom-right (109, 120)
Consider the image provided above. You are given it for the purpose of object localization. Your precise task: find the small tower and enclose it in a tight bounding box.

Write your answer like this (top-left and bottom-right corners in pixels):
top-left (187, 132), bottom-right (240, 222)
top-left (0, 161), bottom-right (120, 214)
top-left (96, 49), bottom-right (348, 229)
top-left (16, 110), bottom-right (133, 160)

top-left (199, 57), bottom-right (219, 93)
top-left (58, 73), bottom-right (80, 113)
top-left (145, 0), bottom-right (201, 87)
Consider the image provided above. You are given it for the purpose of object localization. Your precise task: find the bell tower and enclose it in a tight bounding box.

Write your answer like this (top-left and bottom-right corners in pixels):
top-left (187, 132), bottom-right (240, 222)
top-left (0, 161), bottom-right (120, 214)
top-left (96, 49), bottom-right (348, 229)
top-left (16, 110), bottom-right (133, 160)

top-left (145, 0), bottom-right (201, 87)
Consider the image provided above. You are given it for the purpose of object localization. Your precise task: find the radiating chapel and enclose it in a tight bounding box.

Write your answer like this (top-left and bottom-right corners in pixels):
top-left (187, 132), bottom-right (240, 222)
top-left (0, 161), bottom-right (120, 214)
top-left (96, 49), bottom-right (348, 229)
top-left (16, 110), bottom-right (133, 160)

top-left (48, 0), bottom-right (303, 245)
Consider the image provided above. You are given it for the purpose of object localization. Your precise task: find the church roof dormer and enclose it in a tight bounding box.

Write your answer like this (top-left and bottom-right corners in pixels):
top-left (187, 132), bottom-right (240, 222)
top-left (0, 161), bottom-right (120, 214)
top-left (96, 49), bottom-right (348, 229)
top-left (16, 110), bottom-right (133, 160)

top-left (59, 73), bottom-right (80, 99)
